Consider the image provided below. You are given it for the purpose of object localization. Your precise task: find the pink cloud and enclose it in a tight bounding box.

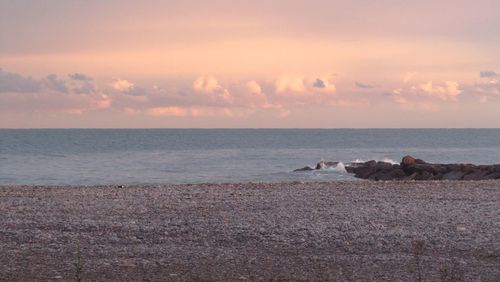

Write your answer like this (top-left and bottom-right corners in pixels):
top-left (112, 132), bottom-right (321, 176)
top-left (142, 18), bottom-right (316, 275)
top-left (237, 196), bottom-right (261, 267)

top-left (111, 78), bottom-right (134, 91)
top-left (193, 76), bottom-right (233, 103)
top-left (147, 107), bottom-right (189, 117)
top-left (419, 81), bottom-right (461, 101)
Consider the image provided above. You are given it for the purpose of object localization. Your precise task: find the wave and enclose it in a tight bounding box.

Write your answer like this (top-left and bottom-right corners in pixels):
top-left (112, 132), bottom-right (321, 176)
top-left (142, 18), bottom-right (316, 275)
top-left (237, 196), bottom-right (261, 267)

top-left (381, 158), bottom-right (398, 165)
top-left (313, 162), bottom-right (348, 173)
top-left (352, 158), bottom-right (398, 165)
top-left (328, 162), bottom-right (347, 173)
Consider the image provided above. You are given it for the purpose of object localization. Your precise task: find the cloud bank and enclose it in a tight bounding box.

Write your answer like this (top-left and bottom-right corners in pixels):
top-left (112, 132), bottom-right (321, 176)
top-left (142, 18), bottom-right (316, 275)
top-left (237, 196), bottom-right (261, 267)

top-left (1, 68), bottom-right (499, 124)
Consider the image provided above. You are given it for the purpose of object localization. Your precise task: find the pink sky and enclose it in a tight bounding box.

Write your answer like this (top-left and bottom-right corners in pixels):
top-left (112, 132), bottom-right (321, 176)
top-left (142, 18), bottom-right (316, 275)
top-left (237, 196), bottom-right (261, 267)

top-left (1, 0), bottom-right (499, 128)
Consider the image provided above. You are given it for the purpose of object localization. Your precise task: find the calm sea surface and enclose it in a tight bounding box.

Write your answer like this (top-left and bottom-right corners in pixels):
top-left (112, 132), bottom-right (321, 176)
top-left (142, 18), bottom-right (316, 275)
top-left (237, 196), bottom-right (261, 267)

top-left (1, 129), bottom-right (500, 185)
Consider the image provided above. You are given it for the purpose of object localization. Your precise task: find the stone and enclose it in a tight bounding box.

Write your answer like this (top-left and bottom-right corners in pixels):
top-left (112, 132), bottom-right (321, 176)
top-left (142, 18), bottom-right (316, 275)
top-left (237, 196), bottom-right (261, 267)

top-left (315, 161), bottom-right (338, 170)
top-left (462, 169), bottom-right (490, 180)
top-left (482, 172), bottom-right (500, 180)
top-left (294, 166), bottom-right (314, 172)
top-left (293, 156), bottom-right (500, 181)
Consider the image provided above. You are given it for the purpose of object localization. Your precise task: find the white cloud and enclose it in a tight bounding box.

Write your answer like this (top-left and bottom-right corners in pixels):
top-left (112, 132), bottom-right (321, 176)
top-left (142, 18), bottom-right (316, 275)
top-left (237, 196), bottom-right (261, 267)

top-left (419, 81), bottom-right (461, 101)
top-left (111, 78), bottom-right (134, 91)
top-left (193, 76), bottom-right (233, 103)
top-left (275, 76), bottom-right (307, 93)
top-left (390, 80), bottom-right (462, 110)
top-left (275, 75), bottom-right (336, 95)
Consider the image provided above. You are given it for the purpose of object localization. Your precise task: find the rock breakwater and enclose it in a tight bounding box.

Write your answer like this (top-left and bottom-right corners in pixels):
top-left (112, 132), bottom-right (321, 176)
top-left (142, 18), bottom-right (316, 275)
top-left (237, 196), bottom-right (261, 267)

top-left (295, 156), bottom-right (500, 181)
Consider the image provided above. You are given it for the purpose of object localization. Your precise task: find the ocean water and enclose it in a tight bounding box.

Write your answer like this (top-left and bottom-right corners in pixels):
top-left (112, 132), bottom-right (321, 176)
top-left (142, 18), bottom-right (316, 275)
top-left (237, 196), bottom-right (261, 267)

top-left (1, 129), bottom-right (500, 185)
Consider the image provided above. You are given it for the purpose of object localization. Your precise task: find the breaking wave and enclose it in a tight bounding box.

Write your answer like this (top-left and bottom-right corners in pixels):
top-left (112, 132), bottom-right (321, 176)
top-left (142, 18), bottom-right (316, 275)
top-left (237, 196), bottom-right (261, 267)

top-left (352, 158), bottom-right (398, 165)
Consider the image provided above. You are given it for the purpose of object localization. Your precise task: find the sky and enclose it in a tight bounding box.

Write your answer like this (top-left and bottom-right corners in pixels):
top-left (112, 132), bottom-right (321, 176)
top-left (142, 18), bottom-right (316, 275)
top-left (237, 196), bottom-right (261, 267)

top-left (1, 0), bottom-right (499, 128)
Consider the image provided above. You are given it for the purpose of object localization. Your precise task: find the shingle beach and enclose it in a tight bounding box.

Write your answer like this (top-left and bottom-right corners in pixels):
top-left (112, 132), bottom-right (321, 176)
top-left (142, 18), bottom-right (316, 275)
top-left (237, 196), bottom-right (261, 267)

top-left (1, 181), bottom-right (499, 281)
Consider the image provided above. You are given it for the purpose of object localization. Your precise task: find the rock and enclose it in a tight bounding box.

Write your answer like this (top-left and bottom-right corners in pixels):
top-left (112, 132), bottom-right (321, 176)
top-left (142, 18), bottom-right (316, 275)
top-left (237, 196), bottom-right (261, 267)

top-left (294, 156), bottom-right (500, 181)
top-left (401, 155), bottom-right (416, 166)
top-left (294, 166), bottom-right (314, 172)
top-left (482, 172), bottom-right (500, 180)
top-left (369, 167), bottom-right (406, 181)
top-left (315, 161), bottom-right (339, 170)
top-left (462, 169), bottom-right (490, 180)
top-left (352, 160), bottom-right (378, 179)
top-left (414, 171), bottom-right (434, 180)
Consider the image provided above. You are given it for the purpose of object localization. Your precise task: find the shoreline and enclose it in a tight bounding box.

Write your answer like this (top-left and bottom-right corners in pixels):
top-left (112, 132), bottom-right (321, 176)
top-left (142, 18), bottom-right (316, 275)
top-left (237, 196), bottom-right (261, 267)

top-left (1, 181), bottom-right (499, 280)
top-left (4, 178), bottom-right (500, 188)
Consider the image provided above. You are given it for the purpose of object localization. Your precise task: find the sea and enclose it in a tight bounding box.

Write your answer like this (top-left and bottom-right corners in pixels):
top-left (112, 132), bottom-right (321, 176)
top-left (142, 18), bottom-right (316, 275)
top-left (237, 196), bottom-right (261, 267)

top-left (1, 129), bottom-right (499, 185)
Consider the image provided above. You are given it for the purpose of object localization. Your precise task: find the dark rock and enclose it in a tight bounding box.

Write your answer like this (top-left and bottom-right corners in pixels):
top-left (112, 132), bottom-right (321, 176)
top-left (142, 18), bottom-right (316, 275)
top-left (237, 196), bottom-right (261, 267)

top-left (294, 156), bottom-right (500, 181)
top-left (294, 166), bottom-right (314, 172)
top-left (414, 171), bottom-right (434, 180)
top-left (482, 172), bottom-right (500, 180)
top-left (369, 167), bottom-right (406, 181)
top-left (345, 166), bottom-right (355, 174)
top-left (315, 161), bottom-right (339, 170)
top-left (462, 169), bottom-right (490, 180)
top-left (401, 155), bottom-right (416, 166)
top-left (352, 160), bottom-right (378, 179)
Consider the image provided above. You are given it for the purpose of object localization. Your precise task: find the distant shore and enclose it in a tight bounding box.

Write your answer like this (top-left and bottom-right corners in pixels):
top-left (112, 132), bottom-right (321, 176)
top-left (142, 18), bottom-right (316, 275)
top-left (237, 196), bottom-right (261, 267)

top-left (1, 181), bottom-right (499, 281)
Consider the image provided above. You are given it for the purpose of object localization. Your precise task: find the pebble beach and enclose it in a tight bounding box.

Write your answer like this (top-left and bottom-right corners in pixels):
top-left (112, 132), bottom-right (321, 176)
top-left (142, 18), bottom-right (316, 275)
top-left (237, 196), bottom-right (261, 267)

top-left (1, 181), bottom-right (499, 281)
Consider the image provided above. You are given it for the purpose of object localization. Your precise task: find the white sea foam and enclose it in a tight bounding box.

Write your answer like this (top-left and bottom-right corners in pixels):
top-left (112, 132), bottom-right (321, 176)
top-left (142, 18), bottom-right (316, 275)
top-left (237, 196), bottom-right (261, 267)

top-left (325, 162), bottom-right (347, 173)
top-left (351, 158), bottom-right (398, 165)
top-left (381, 158), bottom-right (398, 165)
top-left (334, 162), bottom-right (347, 173)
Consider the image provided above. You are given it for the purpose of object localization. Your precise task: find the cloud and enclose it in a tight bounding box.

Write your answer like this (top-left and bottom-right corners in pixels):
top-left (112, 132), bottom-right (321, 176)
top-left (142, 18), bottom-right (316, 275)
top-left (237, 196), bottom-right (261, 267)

top-left (419, 81), bottom-right (461, 101)
top-left (0, 68), bottom-right (40, 93)
top-left (125, 86), bottom-right (147, 96)
top-left (71, 81), bottom-right (97, 94)
top-left (390, 80), bottom-right (462, 109)
top-left (355, 82), bottom-right (377, 89)
top-left (0, 70), bottom-right (71, 94)
top-left (147, 106), bottom-right (188, 117)
top-left (275, 75), bottom-right (336, 95)
top-left (112, 78), bottom-right (134, 91)
top-left (274, 75), bottom-right (337, 109)
top-left (313, 79), bottom-right (326, 88)
top-left (473, 81), bottom-right (500, 96)
top-left (480, 70), bottom-right (498, 78)
top-left (146, 106), bottom-right (251, 118)
top-left (109, 77), bottom-right (150, 96)
top-left (275, 76), bottom-right (306, 93)
top-left (246, 80), bottom-right (262, 94)
top-left (242, 80), bottom-right (273, 108)
top-left (0, 69), bottom-right (111, 114)
top-left (193, 76), bottom-right (220, 93)
top-left (43, 74), bottom-right (69, 93)
top-left (193, 76), bottom-right (232, 103)
top-left (68, 73), bottom-right (92, 81)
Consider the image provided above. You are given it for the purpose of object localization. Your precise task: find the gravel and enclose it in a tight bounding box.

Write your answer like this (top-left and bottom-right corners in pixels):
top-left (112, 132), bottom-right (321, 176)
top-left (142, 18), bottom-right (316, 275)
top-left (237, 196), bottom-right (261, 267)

top-left (1, 181), bottom-right (499, 281)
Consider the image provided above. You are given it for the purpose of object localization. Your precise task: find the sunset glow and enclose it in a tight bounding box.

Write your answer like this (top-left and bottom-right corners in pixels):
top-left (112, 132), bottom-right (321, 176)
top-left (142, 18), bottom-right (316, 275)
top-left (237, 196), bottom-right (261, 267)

top-left (1, 0), bottom-right (499, 127)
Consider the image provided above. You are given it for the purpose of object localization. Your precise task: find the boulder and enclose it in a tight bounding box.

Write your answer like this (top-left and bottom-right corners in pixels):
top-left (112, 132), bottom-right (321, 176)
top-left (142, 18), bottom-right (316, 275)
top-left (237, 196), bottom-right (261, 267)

top-left (293, 166), bottom-right (314, 172)
top-left (462, 169), bottom-right (490, 180)
top-left (315, 161), bottom-right (339, 170)
top-left (482, 172), bottom-right (500, 180)
top-left (401, 155), bottom-right (416, 166)
top-left (368, 167), bottom-right (406, 181)
top-left (293, 156), bottom-right (500, 181)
